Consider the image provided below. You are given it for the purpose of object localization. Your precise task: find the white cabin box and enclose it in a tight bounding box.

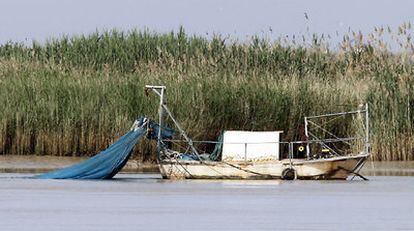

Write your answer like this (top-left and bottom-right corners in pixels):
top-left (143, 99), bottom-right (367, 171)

top-left (221, 130), bottom-right (283, 161)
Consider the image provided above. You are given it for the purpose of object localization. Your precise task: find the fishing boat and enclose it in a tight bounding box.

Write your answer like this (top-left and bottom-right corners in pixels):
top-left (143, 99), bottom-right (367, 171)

top-left (145, 85), bottom-right (370, 180)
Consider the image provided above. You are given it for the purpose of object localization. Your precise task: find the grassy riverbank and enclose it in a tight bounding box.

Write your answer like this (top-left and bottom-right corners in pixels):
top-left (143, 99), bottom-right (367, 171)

top-left (0, 26), bottom-right (413, 161)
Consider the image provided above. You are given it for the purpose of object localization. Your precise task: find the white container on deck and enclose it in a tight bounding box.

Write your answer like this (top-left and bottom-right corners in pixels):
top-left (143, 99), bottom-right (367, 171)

top-left (222, 131), bottom-right (283, 161)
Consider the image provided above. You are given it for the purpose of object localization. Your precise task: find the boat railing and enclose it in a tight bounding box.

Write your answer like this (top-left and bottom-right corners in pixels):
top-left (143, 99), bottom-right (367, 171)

top-left (163, 135), bottom-right (367, 161)
top-left (165, 136), bottom-right (364, 145)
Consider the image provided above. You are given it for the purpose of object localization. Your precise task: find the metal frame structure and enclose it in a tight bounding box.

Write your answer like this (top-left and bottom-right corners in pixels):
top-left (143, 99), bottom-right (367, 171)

top-left (145, 85), bottom-right (202, 161)
top-left (145, 85), bottom-right (370, 165)
top-left (304, 104), bottom-right (369, 159)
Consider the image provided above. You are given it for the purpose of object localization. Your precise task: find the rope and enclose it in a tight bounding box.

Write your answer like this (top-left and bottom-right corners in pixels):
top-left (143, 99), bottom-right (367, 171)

top-left (222, 161), bottom-right (278, 178)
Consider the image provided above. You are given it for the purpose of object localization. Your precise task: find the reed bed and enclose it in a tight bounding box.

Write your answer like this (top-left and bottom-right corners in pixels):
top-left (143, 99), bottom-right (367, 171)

top-left (0, 26), bottom-right (413, 161)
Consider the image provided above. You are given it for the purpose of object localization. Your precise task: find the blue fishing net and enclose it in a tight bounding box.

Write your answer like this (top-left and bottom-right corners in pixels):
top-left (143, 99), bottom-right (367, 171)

top-left (36, 118), bottom-right (147, 180)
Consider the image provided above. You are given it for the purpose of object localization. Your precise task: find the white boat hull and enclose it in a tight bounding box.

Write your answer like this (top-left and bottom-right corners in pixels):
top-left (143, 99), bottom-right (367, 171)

top-left (159, 154), bottom-right (368, 180)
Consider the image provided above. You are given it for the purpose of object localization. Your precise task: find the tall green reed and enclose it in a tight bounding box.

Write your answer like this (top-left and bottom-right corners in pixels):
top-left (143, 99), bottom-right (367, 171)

top-left (0, 26), bottom-right (413, 161)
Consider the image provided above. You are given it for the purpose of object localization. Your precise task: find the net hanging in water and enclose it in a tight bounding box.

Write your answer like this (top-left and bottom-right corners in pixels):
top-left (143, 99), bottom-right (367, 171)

top-left (36, 118), bottom-right (147, 180)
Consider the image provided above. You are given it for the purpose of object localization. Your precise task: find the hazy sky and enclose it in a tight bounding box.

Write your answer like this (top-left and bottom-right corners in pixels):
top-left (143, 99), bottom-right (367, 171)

top-left (0, 0), bottom-right (413, 45)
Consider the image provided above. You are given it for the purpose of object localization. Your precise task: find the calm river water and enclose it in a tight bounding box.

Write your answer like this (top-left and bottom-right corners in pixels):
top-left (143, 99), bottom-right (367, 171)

top-left (0, 173), bottom-right (413, 231)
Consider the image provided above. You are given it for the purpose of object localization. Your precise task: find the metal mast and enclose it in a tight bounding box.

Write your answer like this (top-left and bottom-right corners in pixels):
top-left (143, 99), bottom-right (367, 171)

top-left (145, 85), bottom-right (202, 161)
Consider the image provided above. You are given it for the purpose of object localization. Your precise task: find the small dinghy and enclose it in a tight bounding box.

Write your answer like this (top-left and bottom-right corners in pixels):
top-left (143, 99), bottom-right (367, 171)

top-left (145, 85), bottom-right (370, 180)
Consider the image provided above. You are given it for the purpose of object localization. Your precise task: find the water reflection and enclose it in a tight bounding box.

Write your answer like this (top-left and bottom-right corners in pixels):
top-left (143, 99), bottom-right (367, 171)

top-left (0, 173), bottom-right (413, 230)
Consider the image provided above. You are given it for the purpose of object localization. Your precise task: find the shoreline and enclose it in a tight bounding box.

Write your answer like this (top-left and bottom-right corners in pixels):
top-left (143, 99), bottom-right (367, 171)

top-left (0, 155), bottom-right (159, 174)
top-left (1, 155), bottom-right (413, 176)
